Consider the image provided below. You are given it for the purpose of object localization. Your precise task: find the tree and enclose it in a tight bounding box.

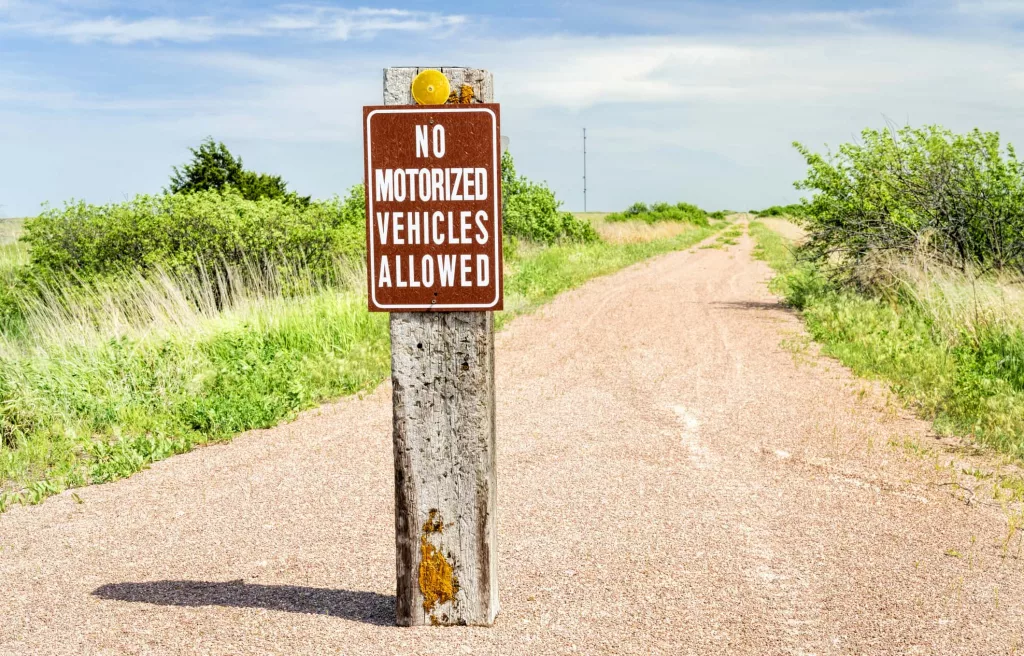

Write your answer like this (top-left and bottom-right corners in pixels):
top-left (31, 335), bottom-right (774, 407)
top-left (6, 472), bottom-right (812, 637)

top-left (168, 138), bottom-right (244, 195)
top-left (168, 138), bottom-right (310, 205)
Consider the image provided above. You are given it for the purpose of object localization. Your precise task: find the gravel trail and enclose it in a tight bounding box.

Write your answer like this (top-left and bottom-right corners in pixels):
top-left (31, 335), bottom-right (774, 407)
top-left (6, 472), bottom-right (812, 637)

top-left (3, 227), bottom-right (1023, 655)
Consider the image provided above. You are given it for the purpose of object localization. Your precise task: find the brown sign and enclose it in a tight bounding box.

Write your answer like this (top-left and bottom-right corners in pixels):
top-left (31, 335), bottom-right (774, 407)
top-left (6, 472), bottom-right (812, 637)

top-left (363, 104), bottom-right (503, 312)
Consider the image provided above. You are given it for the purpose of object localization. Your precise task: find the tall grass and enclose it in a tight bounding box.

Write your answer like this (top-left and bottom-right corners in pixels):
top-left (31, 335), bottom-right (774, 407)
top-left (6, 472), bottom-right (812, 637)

top-left (0, 221), bottom-right (719, 510)
top-left (887, 257), bottom-right (1024, 347)
top-left (0, 242), bottom-right (27, 279)
top-left (0, 260), bottom-right (389, 505)
top-left (0, 222), bottom-right (29, 337)
top-left (0, 218), bottom-right (24, 246)
top-left (581, 212), bottom-right (710, 244)
top-left (0, 219), bottom-right (27, 272)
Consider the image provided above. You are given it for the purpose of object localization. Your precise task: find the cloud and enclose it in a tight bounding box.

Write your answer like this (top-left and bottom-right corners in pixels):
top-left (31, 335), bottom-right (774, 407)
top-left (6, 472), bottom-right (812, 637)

top-left (0, 4), bottom-right (467, 44)
top-left (474, 32), bottom-right (1024, 116)
top-left (42, 17), bottom-right (256, 44)
top-left (7, 3), bottom-right (1024, 215)
top-left (954, 1), bottom-right (1024, 15)
top-left (753, 8), bottom-right (898, 29)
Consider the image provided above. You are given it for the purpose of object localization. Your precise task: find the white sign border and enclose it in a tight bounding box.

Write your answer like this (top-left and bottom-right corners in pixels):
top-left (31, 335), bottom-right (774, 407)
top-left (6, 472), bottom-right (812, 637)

top-left (366, 106), bottom-right (502, 311)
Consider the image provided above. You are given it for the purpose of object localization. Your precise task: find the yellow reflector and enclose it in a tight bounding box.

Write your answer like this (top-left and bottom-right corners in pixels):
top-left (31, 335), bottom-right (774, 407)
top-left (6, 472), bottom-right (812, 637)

top-left (411, 70), bottom-right (451, 106)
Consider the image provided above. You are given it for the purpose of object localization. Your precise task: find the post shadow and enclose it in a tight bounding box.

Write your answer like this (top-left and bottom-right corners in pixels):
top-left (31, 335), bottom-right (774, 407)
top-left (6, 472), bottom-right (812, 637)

top-left (92, 580), bottom-right (395, 626)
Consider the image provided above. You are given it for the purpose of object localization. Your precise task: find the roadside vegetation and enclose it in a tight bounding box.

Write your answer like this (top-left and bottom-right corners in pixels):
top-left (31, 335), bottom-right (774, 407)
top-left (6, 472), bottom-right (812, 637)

top-left (752, 124), bottom-right (1024, 457)
top-left (751, 203), bottom-right (806, 218)
top-left (605, 201), bottom-right (711, 226)
top-left (0, 142), bottom-right (718, 510)
top-left (581, 212), bottom-right (724, 244)
top-left (0, 217), bottom-right (23, 245)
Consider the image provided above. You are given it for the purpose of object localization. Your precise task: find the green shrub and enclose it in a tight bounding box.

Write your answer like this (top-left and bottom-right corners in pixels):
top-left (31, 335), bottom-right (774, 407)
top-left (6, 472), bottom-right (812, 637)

top-left (605, 201), bottom-right (709, 226)
top-left (501, 151), bottom-right (598, 244)
top-left (625, 202), bottom-right (649, 216)
top-left (22, 187), bottom-right (365, 286)
top-left (23, 148), bottom-right (596, 291)
top-left (754, 204), bottom-right (806, 218)
top-left (794, 125), bottom-right (1024, 279)
top-left (674, 202), bottom-right (708, 224)
top-left (169, 138), bottom-right (310, 206)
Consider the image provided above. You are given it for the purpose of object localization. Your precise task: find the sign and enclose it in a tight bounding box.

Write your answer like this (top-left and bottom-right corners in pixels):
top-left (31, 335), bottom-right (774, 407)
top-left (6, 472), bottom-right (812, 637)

top-left (363, 104), bottom-right (503, 312)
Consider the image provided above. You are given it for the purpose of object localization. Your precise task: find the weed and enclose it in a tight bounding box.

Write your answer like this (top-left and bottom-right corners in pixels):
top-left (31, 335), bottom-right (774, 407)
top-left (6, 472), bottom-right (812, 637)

top-left (962, 467), bottom-right (993, 480)
top-left (888, 437), bottom-right (934, 458)
top-left (1002, 509), bottom-right (1024, 557)
top-left (997, 475), bottom-right (1024, 502)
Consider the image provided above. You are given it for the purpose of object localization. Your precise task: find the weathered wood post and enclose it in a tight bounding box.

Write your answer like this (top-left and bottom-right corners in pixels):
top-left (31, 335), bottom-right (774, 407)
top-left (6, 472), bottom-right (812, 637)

top-left (378, 67), bottom-right (499, 626)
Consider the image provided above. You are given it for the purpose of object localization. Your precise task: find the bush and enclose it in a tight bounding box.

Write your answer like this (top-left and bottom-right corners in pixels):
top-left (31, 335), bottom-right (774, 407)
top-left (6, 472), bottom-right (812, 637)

top-left (625, 202), bottom-right (649, 216)
top-left (501, 151), bottom-right (598, 244)
top-left (794, 125), bottom-right (1024, 281)
top-left (19, 148), bottom-right (599, 295)
top-left (169, 138), bottom-right (310, 206)
top-left (605, 201), bottom-right (710, 226)
top-left (753, 204), bottom-right (806, 218)
top-left (22, 187), bottom-right (366, 286)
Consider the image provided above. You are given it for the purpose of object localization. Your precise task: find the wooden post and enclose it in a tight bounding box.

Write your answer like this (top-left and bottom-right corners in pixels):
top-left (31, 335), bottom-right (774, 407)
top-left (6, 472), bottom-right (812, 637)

top-left (384, 67), bottom-right (499, 627)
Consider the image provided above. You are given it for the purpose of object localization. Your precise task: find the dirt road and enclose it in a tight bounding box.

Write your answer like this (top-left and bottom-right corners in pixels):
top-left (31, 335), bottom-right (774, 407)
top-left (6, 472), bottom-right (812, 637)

top-left (3, 226), bottom-right (1023, 655)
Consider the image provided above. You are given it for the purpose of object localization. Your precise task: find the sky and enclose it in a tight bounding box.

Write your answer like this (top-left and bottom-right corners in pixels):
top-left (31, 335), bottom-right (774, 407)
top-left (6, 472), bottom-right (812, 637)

top-left (3, 1), bottom-right (1024, 216)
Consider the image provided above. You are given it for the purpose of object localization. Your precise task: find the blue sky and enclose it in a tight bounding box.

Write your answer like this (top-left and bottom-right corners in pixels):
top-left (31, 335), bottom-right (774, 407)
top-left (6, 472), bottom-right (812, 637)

top-left (3, 1), bottom-right (1024, 216)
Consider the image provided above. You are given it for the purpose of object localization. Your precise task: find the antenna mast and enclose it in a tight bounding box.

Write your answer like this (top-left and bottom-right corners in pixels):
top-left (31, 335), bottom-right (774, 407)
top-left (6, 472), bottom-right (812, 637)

top-left (583, 127), bottom-right (587, 213)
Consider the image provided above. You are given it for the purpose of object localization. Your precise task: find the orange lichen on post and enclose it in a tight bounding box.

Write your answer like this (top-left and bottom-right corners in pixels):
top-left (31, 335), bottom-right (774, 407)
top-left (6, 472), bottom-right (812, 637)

top-left (419, 509), bottom-right (457, 614)
top-left (446, 84), bottom-right (476, 105)
top-left (419, 537), bottom-right (456, 612)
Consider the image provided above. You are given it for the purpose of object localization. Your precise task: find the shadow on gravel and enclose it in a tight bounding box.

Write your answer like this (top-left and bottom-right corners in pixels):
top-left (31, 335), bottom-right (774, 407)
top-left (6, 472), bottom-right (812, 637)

top-left (711, 300), bottom-right (795, 314)
top-left (92, 580), bottom-right (395, 625)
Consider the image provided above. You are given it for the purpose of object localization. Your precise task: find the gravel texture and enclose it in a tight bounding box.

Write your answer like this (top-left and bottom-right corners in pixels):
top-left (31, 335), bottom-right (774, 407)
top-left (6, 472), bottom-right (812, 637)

top-left (2, 228), bottom-right (1023, 655)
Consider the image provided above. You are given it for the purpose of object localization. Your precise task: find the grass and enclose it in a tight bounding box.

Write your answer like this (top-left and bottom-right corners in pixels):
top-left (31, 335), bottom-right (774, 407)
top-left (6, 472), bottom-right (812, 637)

top-left (0, 242), bottom-right (27, 280)
top-left (0, 218), bottom-right (24, 246)
top-left (750, 220), bottom-right (1024, 458)
top-left (0, 221), bottom-right (719, 511)
top-left (700, 223), bottom-right (744, 249)
top-left (579, 212), bottom-right (713, 244)
top-left (0, 219), bottom-right (28, 276)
